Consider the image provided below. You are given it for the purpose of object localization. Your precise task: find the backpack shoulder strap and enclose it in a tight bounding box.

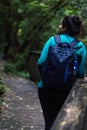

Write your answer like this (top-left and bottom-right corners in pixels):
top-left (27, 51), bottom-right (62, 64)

top-left (70, 38), bottom-right (79, 47)
top-left (54, 35), bottom-right (61, 44)
top-left (54, 35), bottom-right (79, 47)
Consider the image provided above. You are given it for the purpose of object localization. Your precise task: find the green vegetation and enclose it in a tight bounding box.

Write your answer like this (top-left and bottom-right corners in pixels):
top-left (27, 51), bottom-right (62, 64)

top-left (0, 0), bottom-right (87, 75)
top-left (4, 63), bottom-right (30, 79)
top-left (0, 77), bottom-right (7, 112)
top-left (0, 80), bottom-right (7, 96)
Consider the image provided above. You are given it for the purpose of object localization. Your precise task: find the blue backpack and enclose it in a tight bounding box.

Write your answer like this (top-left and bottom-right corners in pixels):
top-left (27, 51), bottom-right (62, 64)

top-left (38, 35), bottom-right (79, 87)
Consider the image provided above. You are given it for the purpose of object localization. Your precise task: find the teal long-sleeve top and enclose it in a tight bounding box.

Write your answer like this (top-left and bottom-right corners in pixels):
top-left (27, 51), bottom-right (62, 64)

top-left (37, 34), bottom-right (87, 88)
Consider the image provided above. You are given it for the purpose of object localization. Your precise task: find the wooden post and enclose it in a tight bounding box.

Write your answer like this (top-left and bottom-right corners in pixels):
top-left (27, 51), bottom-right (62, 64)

top-left (28, 51), bottom-right (41, 82)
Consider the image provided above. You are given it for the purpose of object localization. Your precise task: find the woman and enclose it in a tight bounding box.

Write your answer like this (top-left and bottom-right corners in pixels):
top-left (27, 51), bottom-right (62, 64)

top-left (37, 15), bottom-right (86, 130)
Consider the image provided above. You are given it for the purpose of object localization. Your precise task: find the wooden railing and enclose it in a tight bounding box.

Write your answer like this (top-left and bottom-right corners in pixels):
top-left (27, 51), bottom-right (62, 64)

top-left (28, 51), bottom-right (41, 81)
top-left (51, 78), bottom-right (87, 130)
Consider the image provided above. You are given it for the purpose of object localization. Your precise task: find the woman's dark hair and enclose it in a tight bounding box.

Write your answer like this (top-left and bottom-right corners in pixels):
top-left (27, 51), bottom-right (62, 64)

top-left (62, 15), bottom-right (82, 36)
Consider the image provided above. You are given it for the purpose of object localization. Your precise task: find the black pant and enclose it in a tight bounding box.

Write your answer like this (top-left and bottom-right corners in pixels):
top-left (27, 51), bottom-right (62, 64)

top-left (38, 85), bottom-right (72, 130)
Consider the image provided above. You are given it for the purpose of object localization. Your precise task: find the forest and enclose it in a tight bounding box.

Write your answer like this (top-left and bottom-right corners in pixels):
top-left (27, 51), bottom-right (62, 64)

top-left (0, 0), bottom-right (87, 78)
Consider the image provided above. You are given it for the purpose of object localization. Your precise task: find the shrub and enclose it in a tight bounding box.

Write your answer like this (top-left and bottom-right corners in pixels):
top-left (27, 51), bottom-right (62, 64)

top-left (4, 63), bottom-right (17, 74)
top-left (4, 62), bottom-right (30, 79)
top-left (0, 78), bottom-right (7, 96)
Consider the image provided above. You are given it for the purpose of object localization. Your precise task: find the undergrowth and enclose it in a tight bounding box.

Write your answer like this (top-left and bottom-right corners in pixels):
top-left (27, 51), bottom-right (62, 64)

top-left (0, 77), bottom-right (8, 114)
top-left (4, 62), bottom-right (30, 79)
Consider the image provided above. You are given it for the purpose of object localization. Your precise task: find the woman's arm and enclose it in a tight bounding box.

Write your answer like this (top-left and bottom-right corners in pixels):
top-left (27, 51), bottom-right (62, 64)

top-left (78, 44), bottom-right (87, 77)
top-left (37, 36), bottom-right (54, 65)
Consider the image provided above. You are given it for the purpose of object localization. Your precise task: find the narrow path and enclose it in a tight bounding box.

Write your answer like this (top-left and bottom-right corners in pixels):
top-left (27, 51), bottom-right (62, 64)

top-left (0, 61), bottom-right (45, 130)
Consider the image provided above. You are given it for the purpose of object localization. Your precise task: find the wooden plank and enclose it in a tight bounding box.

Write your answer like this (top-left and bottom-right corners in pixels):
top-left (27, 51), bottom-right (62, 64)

top-left (0, 75), bottom-right (45, 130)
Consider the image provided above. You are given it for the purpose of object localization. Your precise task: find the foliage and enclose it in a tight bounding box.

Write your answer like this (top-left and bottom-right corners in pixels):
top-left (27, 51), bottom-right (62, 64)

top-left (0, 77), bottom-right (8, 114)
top-left (4, 62), bottom-right (30, 79)
top-left (16, 71), bottom-right (30, 79)
top-left (0, 78), bottom-right (7, 96)
top-left (4, 62), bottom-right (16, 74)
